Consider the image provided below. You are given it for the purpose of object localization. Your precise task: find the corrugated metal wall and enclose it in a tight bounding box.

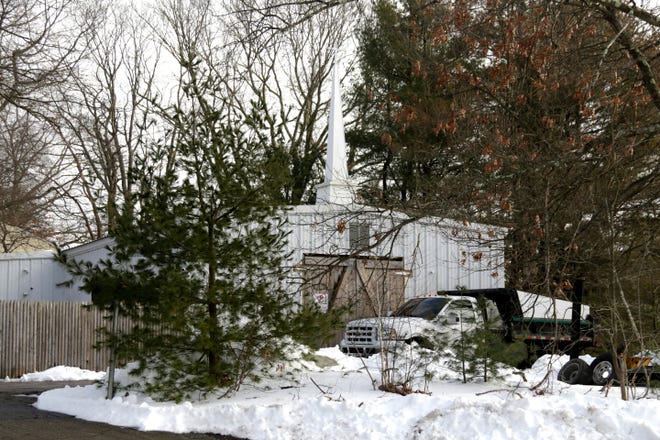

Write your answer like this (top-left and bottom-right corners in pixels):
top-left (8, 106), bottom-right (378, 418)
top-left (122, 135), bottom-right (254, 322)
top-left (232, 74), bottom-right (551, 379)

top-left (0, 252), bottom-right (89, 302)
top-left (0, 301), bottom-right (131, 378)
top-left (284, 206), bottom-right (506, 300)
top-left (0, 209), bottom-right (505, 303)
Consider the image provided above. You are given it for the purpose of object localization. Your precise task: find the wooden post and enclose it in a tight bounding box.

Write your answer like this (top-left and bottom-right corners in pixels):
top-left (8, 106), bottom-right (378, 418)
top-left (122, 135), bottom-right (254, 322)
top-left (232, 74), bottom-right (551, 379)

top-left (106, 300), bottom-right (119, 400)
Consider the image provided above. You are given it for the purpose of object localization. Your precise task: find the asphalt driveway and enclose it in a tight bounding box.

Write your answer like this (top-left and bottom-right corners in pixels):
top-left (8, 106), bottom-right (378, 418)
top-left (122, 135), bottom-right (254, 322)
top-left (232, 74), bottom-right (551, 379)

top-left (0, 381), bottom-right (245, 440)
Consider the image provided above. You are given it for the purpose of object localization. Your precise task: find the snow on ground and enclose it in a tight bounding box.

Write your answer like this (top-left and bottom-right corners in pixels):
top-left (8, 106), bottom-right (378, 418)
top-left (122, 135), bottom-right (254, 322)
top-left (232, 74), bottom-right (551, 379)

top-left (3, 365), bottom-right (106, 382)
top-left (17, 347), bottom-right (660, 439)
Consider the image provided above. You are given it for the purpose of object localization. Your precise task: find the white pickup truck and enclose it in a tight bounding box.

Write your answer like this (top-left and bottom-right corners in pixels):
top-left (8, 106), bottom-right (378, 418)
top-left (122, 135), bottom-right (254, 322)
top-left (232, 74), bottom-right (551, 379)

top-left (339, 288), bottom-right (593, 356)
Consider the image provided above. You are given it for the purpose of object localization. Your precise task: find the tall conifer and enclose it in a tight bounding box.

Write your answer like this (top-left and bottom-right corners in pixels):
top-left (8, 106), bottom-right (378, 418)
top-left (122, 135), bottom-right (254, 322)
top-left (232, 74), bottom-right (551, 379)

top-left (63, 52), bottom-right (337, 401)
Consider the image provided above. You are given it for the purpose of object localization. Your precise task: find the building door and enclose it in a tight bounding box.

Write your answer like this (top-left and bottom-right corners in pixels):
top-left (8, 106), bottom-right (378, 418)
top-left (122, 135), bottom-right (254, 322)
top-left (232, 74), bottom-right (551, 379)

top-left (299, 254), bottom-right (410, 345)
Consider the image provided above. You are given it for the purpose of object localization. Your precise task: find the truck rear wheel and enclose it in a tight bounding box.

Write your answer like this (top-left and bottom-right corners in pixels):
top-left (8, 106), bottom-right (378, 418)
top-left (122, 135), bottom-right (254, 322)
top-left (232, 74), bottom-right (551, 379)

top-left (557, 358), bottom-right (592, 385)
top-left (590, 353), bottom-right (615, 386)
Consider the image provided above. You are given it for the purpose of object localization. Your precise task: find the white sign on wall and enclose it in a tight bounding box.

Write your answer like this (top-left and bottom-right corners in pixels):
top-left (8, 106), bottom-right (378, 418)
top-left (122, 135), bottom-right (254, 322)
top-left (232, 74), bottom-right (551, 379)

top-left (314, 293), bottom-right (328, 313)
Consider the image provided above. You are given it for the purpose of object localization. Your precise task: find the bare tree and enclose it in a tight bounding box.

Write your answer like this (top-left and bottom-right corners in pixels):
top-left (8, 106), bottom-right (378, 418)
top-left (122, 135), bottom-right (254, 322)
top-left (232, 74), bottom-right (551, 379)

top-left (0, 0), bottom-right (99, 246)
top-left (224, 0), bottom-right (361, 203)
top-left (229, 0), bottom-right (359, 36)
top-left (582, 0), bottom-right (660, 28)
top-left (0, 107), bottom-right (64, 251)
top-left (145, 0), bottom-right (363, 205)
top-left (562, 0), bottom-right (660, 116)
top-left (51, 1), bottom-right (161, 242)
top-left (0, 0), bottom-right (91, 114)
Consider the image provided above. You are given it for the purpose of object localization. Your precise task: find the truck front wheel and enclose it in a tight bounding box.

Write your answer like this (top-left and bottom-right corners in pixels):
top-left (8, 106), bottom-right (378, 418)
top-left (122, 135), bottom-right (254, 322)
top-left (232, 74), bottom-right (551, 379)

top-left (590, 353), bottom-right (615, 386)
top-left (557, 358), bottom-right (592, 385)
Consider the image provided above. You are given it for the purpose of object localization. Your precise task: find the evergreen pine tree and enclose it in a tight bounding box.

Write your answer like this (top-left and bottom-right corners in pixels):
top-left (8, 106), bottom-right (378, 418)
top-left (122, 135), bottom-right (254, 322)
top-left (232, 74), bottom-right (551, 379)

top-left (62, 54), bottom-right (339, 401)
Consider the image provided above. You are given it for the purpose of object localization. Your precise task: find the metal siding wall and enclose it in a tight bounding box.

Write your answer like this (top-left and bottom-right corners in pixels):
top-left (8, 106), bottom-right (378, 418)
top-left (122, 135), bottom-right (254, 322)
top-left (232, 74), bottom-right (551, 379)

top-left (285, 208), bottom-right (505, 301)
top-left (75, 246), bottom-right (110, 266)
top-left (0, 253), bottom-right (91, 303)
top-left (0, 259), bottom-right (20, 300)
top-left (26, 258), bottom-right (46, 301)
top-left (2, 211), bottom-right (507, 303)
top-left (2, 212), bottom-right (506, 304)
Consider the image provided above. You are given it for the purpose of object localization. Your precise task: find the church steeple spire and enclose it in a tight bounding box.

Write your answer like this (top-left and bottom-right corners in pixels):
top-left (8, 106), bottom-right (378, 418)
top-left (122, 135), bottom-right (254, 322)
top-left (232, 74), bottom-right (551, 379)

top-left (316, 62), bottom-right (352, 205)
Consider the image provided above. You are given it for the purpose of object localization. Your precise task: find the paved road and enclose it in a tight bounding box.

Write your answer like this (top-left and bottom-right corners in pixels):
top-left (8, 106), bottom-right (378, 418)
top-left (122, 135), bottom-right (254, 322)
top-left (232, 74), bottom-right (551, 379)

top-left (0, 381), bottom-right (246, 440)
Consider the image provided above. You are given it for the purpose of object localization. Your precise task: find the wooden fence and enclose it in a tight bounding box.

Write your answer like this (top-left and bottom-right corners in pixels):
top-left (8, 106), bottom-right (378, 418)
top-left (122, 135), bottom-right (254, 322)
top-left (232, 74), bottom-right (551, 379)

top-left (0, 301), bottom-right (132, 378)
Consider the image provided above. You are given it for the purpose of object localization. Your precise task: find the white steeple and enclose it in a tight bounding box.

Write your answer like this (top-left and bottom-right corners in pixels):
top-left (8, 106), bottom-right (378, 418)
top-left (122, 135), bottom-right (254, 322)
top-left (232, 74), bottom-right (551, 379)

top-left (316, 62), bottom-right (353, 205)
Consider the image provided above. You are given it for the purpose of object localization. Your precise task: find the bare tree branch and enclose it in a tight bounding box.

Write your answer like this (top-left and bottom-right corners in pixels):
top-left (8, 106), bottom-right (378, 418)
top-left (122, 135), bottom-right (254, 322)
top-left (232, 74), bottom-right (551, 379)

top-left (599, 5), bottom-right (660, 112)
top-left (582, 0), bottom-right (660, 28)
top-left (0, 0), bottom-right (94, 114)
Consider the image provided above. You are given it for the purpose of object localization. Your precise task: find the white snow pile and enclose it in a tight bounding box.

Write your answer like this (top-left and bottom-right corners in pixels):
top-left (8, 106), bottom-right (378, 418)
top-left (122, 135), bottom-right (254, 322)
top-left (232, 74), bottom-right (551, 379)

top-left (3, 365), bottom-right (106, 382)
top-left (30, 346), bottom-right (660, 440)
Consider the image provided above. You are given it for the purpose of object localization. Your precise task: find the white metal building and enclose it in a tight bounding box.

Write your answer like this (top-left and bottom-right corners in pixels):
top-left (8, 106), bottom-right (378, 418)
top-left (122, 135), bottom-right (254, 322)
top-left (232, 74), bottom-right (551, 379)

top-left (284, 203), bottom-right (504, 299)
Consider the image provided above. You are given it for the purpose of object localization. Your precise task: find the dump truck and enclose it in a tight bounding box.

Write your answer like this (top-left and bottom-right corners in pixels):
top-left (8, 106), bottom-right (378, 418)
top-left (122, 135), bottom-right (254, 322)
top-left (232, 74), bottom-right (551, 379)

top-left (339, 288), bottom-right (594, 357)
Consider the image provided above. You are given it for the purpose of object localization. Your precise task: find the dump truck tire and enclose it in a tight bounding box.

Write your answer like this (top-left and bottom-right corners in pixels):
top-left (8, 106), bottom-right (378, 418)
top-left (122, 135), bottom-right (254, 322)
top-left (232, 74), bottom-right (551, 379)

top-left (590, 353), bottom-right (615, 386)
top-left (558, 358), bottom-right (592, 385)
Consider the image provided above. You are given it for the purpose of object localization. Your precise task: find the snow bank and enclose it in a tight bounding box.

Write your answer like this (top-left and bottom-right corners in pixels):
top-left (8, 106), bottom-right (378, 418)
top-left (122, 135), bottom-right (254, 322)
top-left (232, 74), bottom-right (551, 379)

top-left (2, 365), bottom-right (106, 382)
top-left (33, 348), bottom-right (660, 440)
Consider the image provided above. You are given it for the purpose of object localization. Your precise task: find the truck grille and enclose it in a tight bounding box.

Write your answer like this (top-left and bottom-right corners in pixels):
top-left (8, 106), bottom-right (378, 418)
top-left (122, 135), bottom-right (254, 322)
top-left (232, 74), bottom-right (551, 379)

top-left (345, 324), bottom-right (377, 345)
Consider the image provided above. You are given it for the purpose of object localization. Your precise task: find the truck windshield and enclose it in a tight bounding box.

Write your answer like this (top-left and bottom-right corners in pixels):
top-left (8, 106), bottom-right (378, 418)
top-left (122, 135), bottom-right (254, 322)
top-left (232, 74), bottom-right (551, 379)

top-left (391, 297), bottom-right (450, 320)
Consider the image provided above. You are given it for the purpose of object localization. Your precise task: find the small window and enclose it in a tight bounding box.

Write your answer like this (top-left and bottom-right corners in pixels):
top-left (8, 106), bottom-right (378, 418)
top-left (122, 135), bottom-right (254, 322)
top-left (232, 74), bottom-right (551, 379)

top-left (349, 223), bottom-right (370, 250)
top-left (445, 300), bottom-right (478, 324)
